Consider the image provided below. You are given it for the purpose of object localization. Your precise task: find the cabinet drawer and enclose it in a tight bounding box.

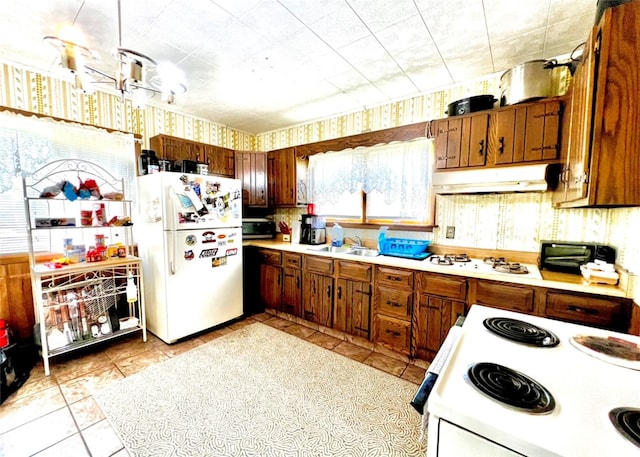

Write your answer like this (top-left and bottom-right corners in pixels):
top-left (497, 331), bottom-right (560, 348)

top-left (377, 285), bottom-right (413, 320)
top-left (337, 260), bottom-right (372, 282)
top-left (418, 272), bottom-right (466, 300)
top-left (545, 292), bottom-right (626, 330)
top-left (258, 249), bottom-right (282, 266)
top-left (474, 280), bottom-right (534, 313)
top-left (376, 266), bottom-right (413, 289)
top-left (304, 255), bottom-right (334, 275)
top-left (375, 314), bottom-right (411, 355)
top-left (283, 252), bottom-right (302, 269)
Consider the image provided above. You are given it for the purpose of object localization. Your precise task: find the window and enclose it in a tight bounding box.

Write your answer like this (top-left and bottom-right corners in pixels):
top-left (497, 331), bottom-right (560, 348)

top-left (308, 138), bottom-right (433, 224)
top-left (0, 111), bottom-right (136, 255)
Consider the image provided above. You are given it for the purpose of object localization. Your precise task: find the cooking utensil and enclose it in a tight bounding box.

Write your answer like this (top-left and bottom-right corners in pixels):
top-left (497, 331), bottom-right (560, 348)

top-left (500, 60), bottom-right (562, 106)
top-left (446, 95), bottom-right (497, 116)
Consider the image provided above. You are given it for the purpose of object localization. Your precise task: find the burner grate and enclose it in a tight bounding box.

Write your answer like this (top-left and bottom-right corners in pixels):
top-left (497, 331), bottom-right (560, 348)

top-left (610, 408), bottom-right (640, 449)
top-left (483, 317), bottom-right (559, 347)
top-left (467, 362), bottom-right (555, 413)
top-left (429, 255), bottom-right (454, 266)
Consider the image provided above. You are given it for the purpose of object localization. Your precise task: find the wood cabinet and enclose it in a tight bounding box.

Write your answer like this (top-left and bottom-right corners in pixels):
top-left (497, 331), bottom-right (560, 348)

top-left (267, 147), bottom-right (308, 207)
top-left (489, 100), bottom-right (561, 164)
top-left (434, 113), bottom-right (488, 169)
top-left (257, 249), bottom-right (282, 311)
top-left (413, 273), bottom-right (467, 361)
top-left (149, 134), bottom-right (235, 176)
top-left (554, 1), bottom-right (640, 207)
top-left (544, 290), bottom-right (630, 332)
top-left (281, 253), bottom-right (302, 317)
top-left (302, 255), bottom-right (333, 326)
top-left (373, 266), bottom-right (414, 355)
top-left (235, 151), bottom-right (268, 207)
top-left (469, 279), bottom-right (535, 314)
top-left (334, 260), bottom-right (372, 339)
top-left (203, 144), bottom-right (235, 177)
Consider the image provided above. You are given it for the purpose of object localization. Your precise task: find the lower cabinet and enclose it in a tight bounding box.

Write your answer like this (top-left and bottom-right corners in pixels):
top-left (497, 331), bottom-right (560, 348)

top-left (302, 255), bottom-right (334, 327)
top-left (469, 279), bottom-right (535, 313)
top-left (373, 266), bottom-right (414, 355)
top-left (413, 273), bottom-right (467, 361)
top-left (544, 290), bottom-right (630, 332)
top-left (334, 260), bottom-right (372, 339)
top-left (281, 253), bottom-right (302, 317)
top-left (257, 249), bottom-right (282, 311)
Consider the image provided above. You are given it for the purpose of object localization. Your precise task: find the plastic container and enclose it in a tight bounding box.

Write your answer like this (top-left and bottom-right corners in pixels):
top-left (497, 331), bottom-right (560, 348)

top-left (331, 223), bottom-right (344, 247)
top-left (377, 226), bottom-right (389, 251)
top-left (378, 237), bottom-right (431, 259)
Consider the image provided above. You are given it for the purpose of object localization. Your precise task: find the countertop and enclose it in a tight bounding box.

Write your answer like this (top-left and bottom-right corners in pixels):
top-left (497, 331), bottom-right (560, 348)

top-left (244, 240), bottom-right (634, 299)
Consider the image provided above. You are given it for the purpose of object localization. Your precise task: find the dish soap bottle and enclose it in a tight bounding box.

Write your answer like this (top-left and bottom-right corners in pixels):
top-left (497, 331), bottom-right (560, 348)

top-left (126, 271), bottom-right (138, 304)
top-left (331, 223), bottom-right (344, 247)
top-left (377, 226), bottom-right (389, 252)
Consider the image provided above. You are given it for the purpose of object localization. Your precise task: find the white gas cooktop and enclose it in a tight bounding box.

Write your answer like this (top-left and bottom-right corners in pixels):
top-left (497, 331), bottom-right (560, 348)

top-left (427, 305), bottom-right (640, 456)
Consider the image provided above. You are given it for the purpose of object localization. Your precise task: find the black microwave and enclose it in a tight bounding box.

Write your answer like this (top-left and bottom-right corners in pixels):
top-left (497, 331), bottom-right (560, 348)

top-left (539, 241), bottom-right (615, 274)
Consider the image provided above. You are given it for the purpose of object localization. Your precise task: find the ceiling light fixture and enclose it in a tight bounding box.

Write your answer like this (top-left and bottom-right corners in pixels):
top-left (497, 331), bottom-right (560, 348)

top-left (44, 0), bottom-right (186, 106)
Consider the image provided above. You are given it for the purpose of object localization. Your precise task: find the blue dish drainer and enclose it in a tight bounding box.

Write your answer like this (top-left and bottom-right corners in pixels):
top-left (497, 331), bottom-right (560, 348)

top-left (378, 237), bottom-right (431, 260)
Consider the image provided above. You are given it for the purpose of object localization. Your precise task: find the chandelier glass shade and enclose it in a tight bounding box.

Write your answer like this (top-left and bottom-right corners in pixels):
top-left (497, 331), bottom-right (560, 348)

top-left (44, 0), bottom-right (186, 106)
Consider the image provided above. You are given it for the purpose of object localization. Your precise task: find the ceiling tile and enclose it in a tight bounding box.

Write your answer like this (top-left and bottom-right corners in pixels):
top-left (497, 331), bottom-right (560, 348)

top-left (346, 0), bottom-right (418, 32)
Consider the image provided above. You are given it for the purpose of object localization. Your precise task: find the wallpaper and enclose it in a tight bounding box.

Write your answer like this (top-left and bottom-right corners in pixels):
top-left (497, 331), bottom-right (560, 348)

top-left (0, 62), bottom-right (254, 150)
top-left (0, 60), bottom-right (637, 294)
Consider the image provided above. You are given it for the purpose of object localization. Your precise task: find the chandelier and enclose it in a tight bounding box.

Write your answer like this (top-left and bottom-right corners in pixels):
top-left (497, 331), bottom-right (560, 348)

top-left (44, 0), bottom-right (186, 107)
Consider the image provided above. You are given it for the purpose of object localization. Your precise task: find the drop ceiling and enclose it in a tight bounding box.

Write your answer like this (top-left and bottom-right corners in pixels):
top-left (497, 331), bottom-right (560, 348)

top-left (0, 0), bottom-right (597, 134)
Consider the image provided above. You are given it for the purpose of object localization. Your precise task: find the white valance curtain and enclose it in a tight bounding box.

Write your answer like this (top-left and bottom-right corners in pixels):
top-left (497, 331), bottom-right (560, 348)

top-left (0, 110), bottom-right (136, 254)
top-left (308, 138), bottom-right (431, 220)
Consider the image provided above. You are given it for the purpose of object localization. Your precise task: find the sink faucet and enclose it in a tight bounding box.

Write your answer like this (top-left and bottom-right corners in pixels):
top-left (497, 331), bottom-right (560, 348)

top-left (345, 236), bottom-right (362, 247)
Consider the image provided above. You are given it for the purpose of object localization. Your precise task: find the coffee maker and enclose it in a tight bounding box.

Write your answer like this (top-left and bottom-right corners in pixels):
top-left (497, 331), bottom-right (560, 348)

top-left (300, 214), bottom-right (326, 245)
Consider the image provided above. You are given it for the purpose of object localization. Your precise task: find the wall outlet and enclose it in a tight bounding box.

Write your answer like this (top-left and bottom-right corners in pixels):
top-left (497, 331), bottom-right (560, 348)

top-left (445, 226), bottom-right (455, 239)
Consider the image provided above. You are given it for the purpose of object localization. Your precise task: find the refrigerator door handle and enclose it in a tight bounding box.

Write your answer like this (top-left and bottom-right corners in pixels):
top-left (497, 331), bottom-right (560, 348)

top-left (169, 184), bottom-right (177, 275)
top-left (170, 229), bottom-right (177, 275)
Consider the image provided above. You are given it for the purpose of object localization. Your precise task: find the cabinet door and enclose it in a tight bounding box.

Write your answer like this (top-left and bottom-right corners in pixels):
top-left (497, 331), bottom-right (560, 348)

top-left (282, 267), bottom-right (302, 316)
top-left (472, 280), bottom-right (534, 313)
top-left (335, 278), bottom-right (371, 339)
top-left (204, 144), bottom-right (234, 177)
top-left (492, 105), bottom-right (526, 164)
top-left (259, 263), bottom-right (281, 310)
top-left (268, 148), bottom-right (297, 206)
top-left (434, 118), bottom-right (462, 169)
top-left (463, 114), bottom-right (488, 167)
top-left (545, 291), bottom-right (628, 331)
top-left (523, 100), bottom-right (561, 162)
top-left (413, 293), bottom-right (465, 361)
top-left (563, 31), bottom-right (598, 204)
top-left (374, 314), bottom-right (411, 355)
top-left (302, 272), bottom-right (333, 327)
top-left (250, 152), bottom-right (268, 207)
top-left (235, 151), bottom-right (250, 206)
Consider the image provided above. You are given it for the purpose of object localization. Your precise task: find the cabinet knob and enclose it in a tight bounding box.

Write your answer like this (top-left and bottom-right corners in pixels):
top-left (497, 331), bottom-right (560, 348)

top-left (478, 139), bottom-right (484, 156)
top-left (498, 137), bottom-right (505, 155)
top-left (385, 329), bottom-right (401, 337)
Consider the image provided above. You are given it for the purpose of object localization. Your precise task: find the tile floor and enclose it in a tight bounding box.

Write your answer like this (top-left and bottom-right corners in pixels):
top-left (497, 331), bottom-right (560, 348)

top-left (0, 313), bottom-right (426, 457)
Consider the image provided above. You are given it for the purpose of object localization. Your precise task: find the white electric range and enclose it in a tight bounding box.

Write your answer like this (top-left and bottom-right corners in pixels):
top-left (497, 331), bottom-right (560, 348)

top-left (425, 305), bottom-right (640, 457)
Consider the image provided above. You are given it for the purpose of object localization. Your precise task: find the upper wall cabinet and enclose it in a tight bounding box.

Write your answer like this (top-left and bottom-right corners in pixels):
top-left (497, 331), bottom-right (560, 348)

top-left (267, 147), bottom-right (308, 207)
top-left (489, 100), bottom-right (561, 165)
top-left (433, 113), bottom-right (488, 169)
top-left (554, 1), bottom-right (640, 208)
top-left (432, 98), bottom-right (561, 170)
top-left (235, 151), bottom-right (268, 207)
top-left (148, 134), bottom-right (235, 177)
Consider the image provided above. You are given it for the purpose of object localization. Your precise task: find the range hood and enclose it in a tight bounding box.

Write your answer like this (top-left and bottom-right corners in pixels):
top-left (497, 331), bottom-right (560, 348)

top-left (432, 163), bottom-right (561, 195)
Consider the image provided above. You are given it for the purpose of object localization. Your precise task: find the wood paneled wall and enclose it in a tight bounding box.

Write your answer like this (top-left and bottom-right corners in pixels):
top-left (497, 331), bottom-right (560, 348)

top-left (0, 254), bottom-right (34, 343)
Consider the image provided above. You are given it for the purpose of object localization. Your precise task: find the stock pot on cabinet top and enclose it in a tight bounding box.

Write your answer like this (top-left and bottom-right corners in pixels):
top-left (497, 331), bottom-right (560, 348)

top-left (499, 59), bottom-right (561, 106)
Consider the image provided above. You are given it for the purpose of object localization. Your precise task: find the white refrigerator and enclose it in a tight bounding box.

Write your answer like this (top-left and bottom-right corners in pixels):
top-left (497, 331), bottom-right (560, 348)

top-left (136, 172), bottom-right (243, 343)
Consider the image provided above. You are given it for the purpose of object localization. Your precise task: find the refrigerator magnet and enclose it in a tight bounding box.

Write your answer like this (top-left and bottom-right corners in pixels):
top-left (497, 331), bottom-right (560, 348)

top-left (184, 250), bottom-right (195, 260)
top-left (202, 231), bottom-right (216, 243)
top-left (185, 235), bottom-right (197, 246)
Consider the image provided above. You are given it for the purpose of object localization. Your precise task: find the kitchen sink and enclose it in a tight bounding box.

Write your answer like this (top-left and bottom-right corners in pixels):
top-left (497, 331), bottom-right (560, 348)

top-left (307, 245), bottom-right (353, 253)
top-left (345, 248), bottom-right (379, 257)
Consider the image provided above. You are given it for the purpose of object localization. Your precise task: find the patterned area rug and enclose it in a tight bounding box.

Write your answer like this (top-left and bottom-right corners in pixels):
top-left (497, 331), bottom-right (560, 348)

top-left (93, 323), bottom-right (426, 456)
